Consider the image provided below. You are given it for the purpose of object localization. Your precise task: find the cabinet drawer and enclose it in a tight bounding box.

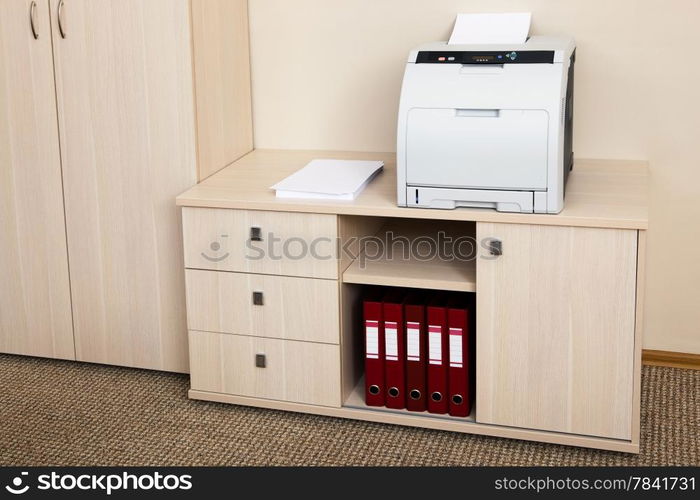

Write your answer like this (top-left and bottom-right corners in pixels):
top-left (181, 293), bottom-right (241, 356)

top-left (185, 269), bottom-right (339, 344)
top-left (182, 207), bottom-right (338, 279)
top-left (189, 330), bottom-right (341, 407)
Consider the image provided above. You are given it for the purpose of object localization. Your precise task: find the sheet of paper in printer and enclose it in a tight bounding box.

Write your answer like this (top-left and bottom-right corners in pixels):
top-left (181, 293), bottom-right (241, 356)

top-left (448, 12), bottom-right (531, 45)
top-left (271, 159), bottom-right (384, 201)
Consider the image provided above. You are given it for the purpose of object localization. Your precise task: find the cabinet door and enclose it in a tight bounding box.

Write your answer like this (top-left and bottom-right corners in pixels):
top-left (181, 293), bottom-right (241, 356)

top-left (0, 0), bottom-right (74, 359)
top-left (476, 223), bottom-right (637, 440)
top-left (50, 0), bottom-right (196, 371)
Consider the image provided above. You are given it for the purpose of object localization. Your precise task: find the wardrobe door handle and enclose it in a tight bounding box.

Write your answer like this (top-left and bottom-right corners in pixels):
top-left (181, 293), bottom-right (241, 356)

top-left (57, 0), bottom-right (66, 39)
top-left (29, 1), bottom-right (39, 40)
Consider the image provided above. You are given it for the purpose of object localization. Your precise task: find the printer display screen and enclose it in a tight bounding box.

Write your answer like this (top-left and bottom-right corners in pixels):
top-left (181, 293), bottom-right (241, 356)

top-left (415, 51), bottom-right (555, 64)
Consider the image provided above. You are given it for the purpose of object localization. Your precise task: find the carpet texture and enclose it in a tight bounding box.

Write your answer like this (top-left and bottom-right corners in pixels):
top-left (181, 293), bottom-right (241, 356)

top-left (0, 354), bottom-right (697, 466)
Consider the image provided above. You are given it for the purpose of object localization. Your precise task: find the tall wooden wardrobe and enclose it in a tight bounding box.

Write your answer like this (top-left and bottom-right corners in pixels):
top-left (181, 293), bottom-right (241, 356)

top-left (0, 0), bottom-right (252, 372)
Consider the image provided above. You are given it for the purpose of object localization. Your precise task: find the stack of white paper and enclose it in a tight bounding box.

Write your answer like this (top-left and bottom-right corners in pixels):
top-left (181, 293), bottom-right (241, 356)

top-left (271, 159), bottom-right (384, 201)
top-left (448, 13), bottom-right (531, 45)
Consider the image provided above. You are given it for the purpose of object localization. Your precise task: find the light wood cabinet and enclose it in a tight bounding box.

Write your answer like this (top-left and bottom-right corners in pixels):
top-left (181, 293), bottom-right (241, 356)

top-left (0, 0), bottom-right (74, 359)
top-left (0, 0), bottom-right (253, 370)
top-left (475, 223), bottom-right (637, 440)
top-left (178, 151), bottom-right (648, 453)
top-left (1, 0), bottom-right (649, 453)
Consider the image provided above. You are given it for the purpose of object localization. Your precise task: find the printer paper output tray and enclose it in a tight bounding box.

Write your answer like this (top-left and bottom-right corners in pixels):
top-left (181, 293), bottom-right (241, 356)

top-left (407, 186), bottom-right (538, 213)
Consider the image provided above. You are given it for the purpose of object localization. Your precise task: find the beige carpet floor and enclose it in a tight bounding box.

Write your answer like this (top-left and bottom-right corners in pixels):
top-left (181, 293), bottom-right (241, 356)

top-left (0, 354), bottom-right (697, 466)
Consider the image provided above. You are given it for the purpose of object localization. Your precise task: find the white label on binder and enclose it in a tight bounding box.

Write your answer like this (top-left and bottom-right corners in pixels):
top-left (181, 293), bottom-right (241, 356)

top-left (428, 325), bottom-right (442, 365)
top-left (449, 327), bottom-right (463, 368)
top-left (385, 321), bottom-right (398, 361)
top-left (407, 322), bottom-right (420, 361)
top-left (365, 320), bottom-right (379, 359)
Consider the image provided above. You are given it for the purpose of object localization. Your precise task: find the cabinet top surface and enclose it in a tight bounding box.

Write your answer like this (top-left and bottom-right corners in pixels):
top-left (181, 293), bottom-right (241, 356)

top-left (176, 149), bottom-right (649, 230)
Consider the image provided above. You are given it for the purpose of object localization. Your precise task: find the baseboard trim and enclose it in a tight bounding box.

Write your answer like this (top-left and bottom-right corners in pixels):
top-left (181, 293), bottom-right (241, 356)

top-left (643, 350), bottom-right (700, 370)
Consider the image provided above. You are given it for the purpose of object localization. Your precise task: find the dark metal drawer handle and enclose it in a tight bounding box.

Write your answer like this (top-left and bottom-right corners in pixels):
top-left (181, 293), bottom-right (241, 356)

top-left (488, 239), bottom-right (503, 256)
top-left (252, 291), bottom-right (264, 306)
top-left (255, 354), bottom-right (266, 368)
top-left (250, 227), bottom-right (262, 241)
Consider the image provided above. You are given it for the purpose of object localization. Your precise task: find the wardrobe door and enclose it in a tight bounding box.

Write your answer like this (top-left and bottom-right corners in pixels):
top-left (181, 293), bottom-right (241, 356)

top-left (0, 0), bottom-right (75, 359)
top-left (50, 0), bottom-right (196, 371)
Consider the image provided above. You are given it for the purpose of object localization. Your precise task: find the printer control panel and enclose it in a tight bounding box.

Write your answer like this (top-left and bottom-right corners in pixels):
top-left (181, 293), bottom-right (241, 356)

top-left (415, 51), bottom-right (554, 64)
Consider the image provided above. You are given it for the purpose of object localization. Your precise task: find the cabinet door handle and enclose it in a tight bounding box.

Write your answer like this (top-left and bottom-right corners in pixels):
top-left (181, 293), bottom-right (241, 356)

top-left (255, 354), bottom-right (266, 368)
top-left (252, 291), bottom-right (264, 306)
top-left (57, 0), bottom-right (66, 39)
top-left (250, 226), bottom-right (262, 242)
top-left (29, 1), bottom-right (39, 39)
top-left (488, 239), bottom-right (503, 256)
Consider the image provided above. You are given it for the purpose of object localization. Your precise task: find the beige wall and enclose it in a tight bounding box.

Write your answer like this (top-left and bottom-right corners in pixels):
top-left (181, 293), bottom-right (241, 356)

top-left (248, 0), bottom-right (700, 354)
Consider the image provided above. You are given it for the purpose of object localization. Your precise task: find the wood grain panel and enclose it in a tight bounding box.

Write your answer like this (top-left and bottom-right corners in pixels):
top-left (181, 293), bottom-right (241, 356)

top-left (642, 349), bottom-right (700, 370)
top-left (337, 215), bottom-right (385, 275)
top-left (190, 389), bottom-right (638, 453)
top-left (50, 0), bottom-right (196, 371)
top-left (182, 207), bottom-right (338, 279)
top-left (190, 0), bottom-right (253, 179)
top-left (632, 231), bottom-right (646, 445)
top-left (189, 330), bottom-right (341, 407)
top-left (0, 0), bottom-right (74, 359)
top-left (476, 222), bottom-right (637, 440)
top-left (342, 219), bottom-right (476, 292)
top-left (176, 150), bottom-right (649, 230)
top-left (339, 283), bottom-right (363, 402)
top-left (185, 269), bottom-right (339, 344)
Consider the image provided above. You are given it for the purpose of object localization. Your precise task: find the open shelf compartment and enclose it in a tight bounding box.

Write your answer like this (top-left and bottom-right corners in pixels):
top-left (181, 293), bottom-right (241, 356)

top-left (341, 218), bottom-right (476, 292)
top-left (339, 280), bottom-right (476, 427)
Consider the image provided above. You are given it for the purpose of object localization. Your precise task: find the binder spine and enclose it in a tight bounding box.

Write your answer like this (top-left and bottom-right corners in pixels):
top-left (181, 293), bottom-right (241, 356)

top-left (448, 305), bottom-right (471, 417)
top-left (406, 318), bottom-right (426, 412)
top-left (427, 322), bottom-right (448, 414)
top-left (364, 299), bottom-right (385, 407)
top-left (383, 301), bottom-right (406, 409)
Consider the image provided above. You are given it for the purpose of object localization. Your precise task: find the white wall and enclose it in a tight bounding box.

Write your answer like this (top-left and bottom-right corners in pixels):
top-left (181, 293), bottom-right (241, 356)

top-left (249, 0), bottom-right (700, 353)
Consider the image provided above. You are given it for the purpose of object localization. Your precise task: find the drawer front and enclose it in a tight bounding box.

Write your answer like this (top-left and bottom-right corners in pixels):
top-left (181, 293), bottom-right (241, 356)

top-left (186, 269), bottom-right (339, 344)
top-left (182, 207), bottom-right (338, 279)
top-left (189, 330), bottom-right (341, 407)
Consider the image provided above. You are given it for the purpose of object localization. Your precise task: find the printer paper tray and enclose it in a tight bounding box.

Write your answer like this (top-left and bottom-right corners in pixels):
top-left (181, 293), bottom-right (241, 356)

top-left (405, 108), bottom-right (549, 190)
top-left (407, 186), bottom-right (535, 213)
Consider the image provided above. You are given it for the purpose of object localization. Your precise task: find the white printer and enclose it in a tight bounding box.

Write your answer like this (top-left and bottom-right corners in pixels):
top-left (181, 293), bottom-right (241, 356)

top-left (396, 36), bottom-right (576, 213)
